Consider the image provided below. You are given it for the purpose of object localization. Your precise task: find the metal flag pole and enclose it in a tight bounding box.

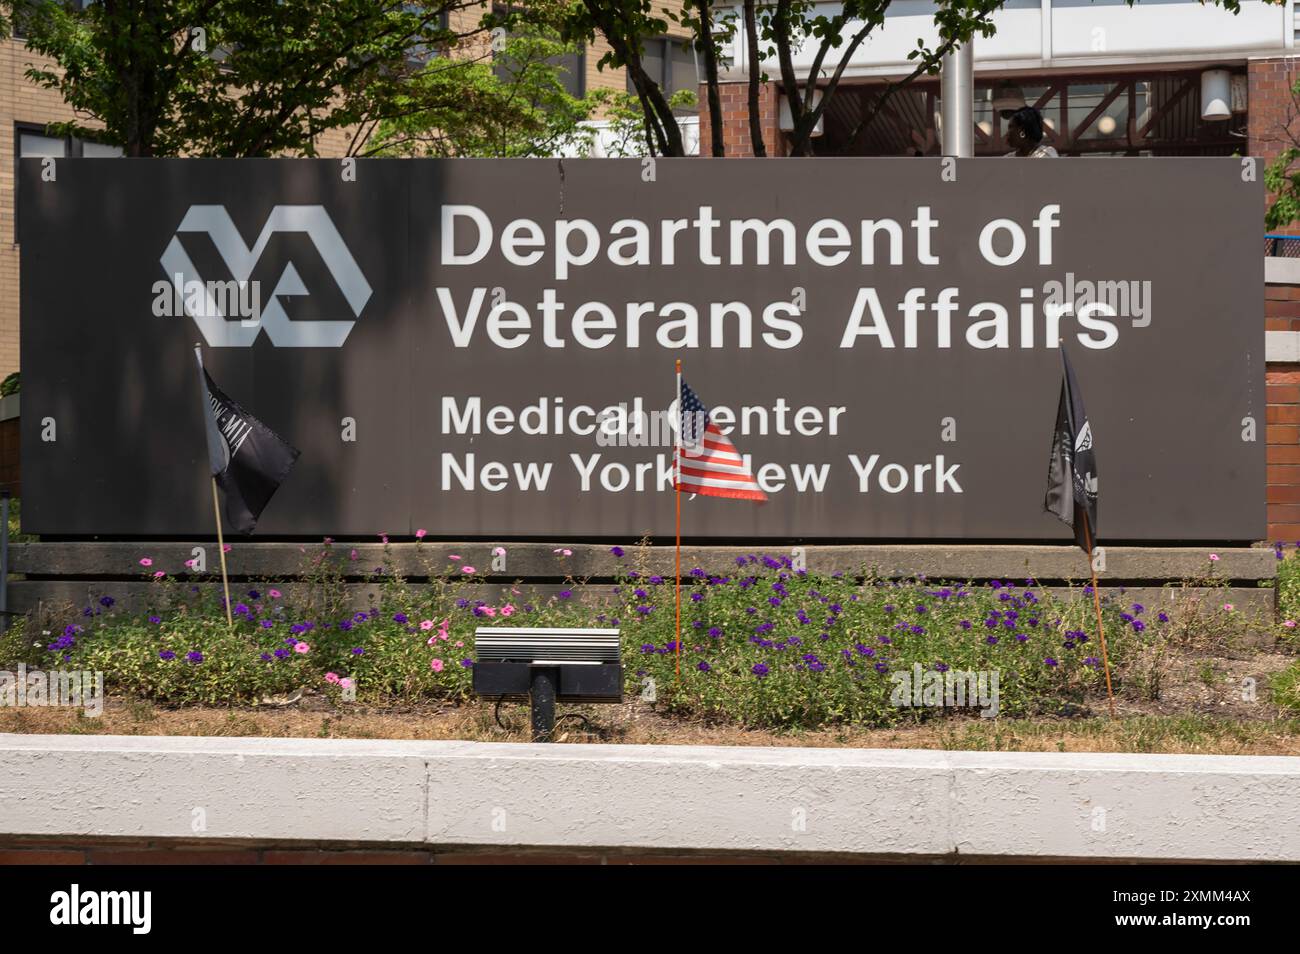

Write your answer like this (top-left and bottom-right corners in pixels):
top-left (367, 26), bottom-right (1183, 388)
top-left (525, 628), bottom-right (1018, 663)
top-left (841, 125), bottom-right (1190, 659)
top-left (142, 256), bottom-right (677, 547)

top-left (674, 358), bottom-right (683, 682)
top-left (196, 343), bottom-right (234, 630)
top-left (1081, 511), bottom-right (1116, 719)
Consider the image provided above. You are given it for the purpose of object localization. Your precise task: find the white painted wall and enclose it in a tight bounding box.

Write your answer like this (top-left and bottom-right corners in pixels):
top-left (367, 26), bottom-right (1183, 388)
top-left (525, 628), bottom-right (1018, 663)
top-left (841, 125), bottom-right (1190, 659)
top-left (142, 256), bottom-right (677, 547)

top-left (716, 0), bottom-right (1293, 80)
top-left (3, 735), bottom-right (1298, 860)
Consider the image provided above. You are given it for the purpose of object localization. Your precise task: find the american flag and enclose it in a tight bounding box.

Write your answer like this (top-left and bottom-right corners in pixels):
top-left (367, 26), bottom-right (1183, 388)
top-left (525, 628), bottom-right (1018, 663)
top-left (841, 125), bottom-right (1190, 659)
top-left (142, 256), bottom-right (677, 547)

top-left (676, 378), bottom-right (767, 502)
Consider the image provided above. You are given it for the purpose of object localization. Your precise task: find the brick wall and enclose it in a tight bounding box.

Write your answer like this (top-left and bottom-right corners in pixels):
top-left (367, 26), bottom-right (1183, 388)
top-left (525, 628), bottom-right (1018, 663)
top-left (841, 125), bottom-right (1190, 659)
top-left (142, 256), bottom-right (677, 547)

top-left (697, 80), bottom-right (783, 157)
top-left (1254, 57), bottom-right (1300, 542)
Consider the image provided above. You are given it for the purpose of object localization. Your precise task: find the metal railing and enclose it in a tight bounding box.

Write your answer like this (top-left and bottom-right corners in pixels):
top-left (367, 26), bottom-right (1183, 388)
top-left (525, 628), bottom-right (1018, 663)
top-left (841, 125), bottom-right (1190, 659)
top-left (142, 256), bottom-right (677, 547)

top-left (1265, 234), bottom-right (1300, 258)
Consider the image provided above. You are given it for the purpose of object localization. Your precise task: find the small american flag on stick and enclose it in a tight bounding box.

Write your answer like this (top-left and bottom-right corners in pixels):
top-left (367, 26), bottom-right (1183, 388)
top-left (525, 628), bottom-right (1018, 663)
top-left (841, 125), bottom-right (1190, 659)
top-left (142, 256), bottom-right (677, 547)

top-left (676, 378), bottom-right (767, 502)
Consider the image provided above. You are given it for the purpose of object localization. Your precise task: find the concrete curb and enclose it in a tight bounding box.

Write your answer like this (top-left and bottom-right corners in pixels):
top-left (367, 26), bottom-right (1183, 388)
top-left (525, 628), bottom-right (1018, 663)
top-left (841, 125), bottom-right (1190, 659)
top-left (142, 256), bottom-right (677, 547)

top-left (1, 735), bottom-right (1297, 860)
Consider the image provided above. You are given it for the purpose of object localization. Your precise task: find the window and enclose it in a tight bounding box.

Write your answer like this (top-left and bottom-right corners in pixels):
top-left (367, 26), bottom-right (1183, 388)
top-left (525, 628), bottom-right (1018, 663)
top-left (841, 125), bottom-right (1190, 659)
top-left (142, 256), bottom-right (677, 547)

top-left (13, 0), bottom-right (96, 40)
top-left (627, 37), bottom-right (698, 115)
top-left (491, 4), bottom-right (585, 99)
top-left (14, 124), bottom-right (123, 241)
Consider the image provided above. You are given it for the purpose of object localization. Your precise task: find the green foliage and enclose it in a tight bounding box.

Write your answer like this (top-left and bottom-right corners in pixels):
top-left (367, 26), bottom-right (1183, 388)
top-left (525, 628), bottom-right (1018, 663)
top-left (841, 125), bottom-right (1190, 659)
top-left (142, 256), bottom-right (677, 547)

top-left (368, 29), bottom-right (597, 158)
top-left (0, 372), bottom-right (18, 398)
top-left (1266, 143), bottom-right (1300, 232)
top-left (1277, 545), bottom-right (1300, 629)
top-left (611, 551), bottom-right (1150, 727)
top-left (13, 543), bottom-right (1196, 731)
top-left (2, 0), bottom-right (461, 157)
top-left (1273, 660), bottom-right (1300, 713)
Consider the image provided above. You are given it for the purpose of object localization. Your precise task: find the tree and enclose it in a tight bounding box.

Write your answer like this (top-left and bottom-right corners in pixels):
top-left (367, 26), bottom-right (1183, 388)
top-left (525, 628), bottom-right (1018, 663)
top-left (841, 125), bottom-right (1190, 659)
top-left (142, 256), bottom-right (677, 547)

top-left (1264, 76), bottom-right (1300, 231)
top-left (559, 0), bottom-right (1250, 158)
top-left (364, 29), bottom-right (600, 158)
top-left (0, 0), bottom-right (473, 157)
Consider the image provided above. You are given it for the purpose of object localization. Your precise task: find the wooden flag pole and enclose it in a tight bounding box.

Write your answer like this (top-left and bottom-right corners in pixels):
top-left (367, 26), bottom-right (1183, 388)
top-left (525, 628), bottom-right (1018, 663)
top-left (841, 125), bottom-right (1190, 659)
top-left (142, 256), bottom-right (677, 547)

top-left (211, 477), bottom-right (234, 630)
top-left (1082, 512), bottom-right (1116, 719)
top-left (674, 358), bottom-right (682, 682)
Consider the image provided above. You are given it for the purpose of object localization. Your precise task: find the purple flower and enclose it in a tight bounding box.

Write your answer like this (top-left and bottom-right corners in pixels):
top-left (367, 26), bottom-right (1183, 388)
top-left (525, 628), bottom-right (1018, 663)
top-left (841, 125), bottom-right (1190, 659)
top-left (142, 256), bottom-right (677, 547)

top-left (260, 653), bottom-right (272, 661)
top-left (696, 661), bottom-right (711, 673)
top-left (636, 605), bottom-right (653, 616)
top-left (393, 613), bottom-right (409, 624)
top-left (274, 648), bottom-right (291, 659)
top-left (99, 596), bottom-right (115, 608)
top-left (610, 546), bottom-right (625, 557)
top-left (558, 590), bottom-right (573, 600)
top-left (148, 615), bottom-right (161, 625)
top-left (1044, 657), bottom-right (1059, 667)
top-left (751, 663), bottom-right (770, 678)
top-left (186, 651), bottom-right (204, 664)
top-left (158, 650), bottom-right (176, 660)
top-left (708, 626), bottom-right (722, 638)
top-left (261, 619), bottom-right (274, 629)
top-left (460, 659), bottom-right (473, 668)
top-left (351, 647), bottom-right (364, 655)
top-left (986, 635), bottom-right (999, 645)
top-left (640, 643), bottom-right (655, 654)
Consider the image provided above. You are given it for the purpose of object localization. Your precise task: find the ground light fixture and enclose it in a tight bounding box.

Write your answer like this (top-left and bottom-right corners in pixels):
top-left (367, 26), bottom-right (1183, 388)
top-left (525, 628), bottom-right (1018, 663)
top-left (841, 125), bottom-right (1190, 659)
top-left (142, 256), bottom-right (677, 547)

top-left (473, 627), bottom-right (623, 741)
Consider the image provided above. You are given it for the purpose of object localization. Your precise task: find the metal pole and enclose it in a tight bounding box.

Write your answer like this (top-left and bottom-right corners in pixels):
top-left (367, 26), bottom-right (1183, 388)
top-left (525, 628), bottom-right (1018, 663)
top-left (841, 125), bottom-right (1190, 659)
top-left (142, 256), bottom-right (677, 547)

top-left (530, 666), bottom-right (557, 742)
top-left (940, 38), bottom-right (975, 158)
top-left (0, 490), bottom-right (9, 633)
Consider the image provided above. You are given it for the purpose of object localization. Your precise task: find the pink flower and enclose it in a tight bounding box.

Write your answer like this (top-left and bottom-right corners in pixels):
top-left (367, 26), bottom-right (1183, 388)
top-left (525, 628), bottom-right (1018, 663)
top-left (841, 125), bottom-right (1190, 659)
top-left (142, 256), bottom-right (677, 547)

top-left (439, 632), bottom-right (449, 642)
top-left (420, 619), bottom-right (436, 631)
top-left (480, 606), bottom-right (496, 617)
top-left (553, 548), bottom-right (572, 557)
top-left (454, 640), bottom-right (464, 647)
top-left (493, 546), bottom-right (506, 556)
top-left (1209, 553), bottom-right (1221, 562)
top-left (339, 678), bottom-right (353, 690)
top-left (461, 566), bottom-right (476, 574)
top-left (268, 589), bottom-right (281, 599)
top-left (448, 554), bottom-right (461, 561)
top-left (184, 559), bottom-right (196, 569)
top-left (379, 533), bottom-right (389, 545)
top-left (139, 558), bottom-right (153, 567)
top-left (415, 529), bottom-right (427, 540)
top-left (325, 672), bottom-right (340, 684)
top-left (294, 642), bottom-right (310, 654)
top-left (500, 604), bottom-right (515, 617)
top-left (1286, 620), bottom-right (1298, 629)
top-left (427, 635), bottom-right (439, 646)
top-left (153, 571), bottom-right (165, 579)
top-left (350, 549), bottom-right (359, 561)
top-left (222, 544), bottom-right (231, 553)
top-left (1223, 603), bottom-right (1235, 612)
top-left (430, 658), bottom-right (444, 673)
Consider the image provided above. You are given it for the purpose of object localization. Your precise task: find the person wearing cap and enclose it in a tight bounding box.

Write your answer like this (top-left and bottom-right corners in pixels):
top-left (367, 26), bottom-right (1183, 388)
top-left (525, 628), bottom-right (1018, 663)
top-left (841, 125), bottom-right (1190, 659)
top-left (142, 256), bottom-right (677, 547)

top-left (1004, 105), bottom-right (1059, 158)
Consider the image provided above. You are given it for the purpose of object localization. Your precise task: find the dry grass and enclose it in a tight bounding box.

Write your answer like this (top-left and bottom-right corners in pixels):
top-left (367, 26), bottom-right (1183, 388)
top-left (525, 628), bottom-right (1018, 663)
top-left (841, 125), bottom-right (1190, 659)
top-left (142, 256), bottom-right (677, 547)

top-left (3, 694), bottom-right (1300, 755)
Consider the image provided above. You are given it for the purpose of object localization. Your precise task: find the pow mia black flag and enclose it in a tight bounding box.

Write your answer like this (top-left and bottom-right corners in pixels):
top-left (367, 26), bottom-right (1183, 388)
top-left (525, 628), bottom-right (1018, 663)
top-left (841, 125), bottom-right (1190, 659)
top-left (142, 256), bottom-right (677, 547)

top-left (195, 347), bottom-right (299, 534)
top-left (1044, 347), bottom-right (1098, 553)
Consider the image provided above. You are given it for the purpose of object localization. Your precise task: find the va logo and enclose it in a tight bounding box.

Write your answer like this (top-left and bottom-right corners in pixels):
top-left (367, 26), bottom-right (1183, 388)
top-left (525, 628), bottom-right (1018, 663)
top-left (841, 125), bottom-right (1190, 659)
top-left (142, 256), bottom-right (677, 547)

top-left (159, 206), bottom-right (371, 347)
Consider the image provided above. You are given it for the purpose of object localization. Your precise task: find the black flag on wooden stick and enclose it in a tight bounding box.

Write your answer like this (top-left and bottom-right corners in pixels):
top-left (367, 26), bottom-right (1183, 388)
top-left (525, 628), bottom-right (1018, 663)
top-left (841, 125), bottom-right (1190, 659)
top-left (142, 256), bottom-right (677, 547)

top-left (195, 348), bottom-right (299, 534)
top-left (1044, 347), bottom-right (1098, 553)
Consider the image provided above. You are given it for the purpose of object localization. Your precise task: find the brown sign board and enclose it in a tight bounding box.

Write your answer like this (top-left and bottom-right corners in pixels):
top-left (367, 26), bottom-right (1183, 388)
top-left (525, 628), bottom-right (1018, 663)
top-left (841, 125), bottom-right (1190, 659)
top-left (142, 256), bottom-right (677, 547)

top-left (19, 158), bottom-right (1264, 541)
